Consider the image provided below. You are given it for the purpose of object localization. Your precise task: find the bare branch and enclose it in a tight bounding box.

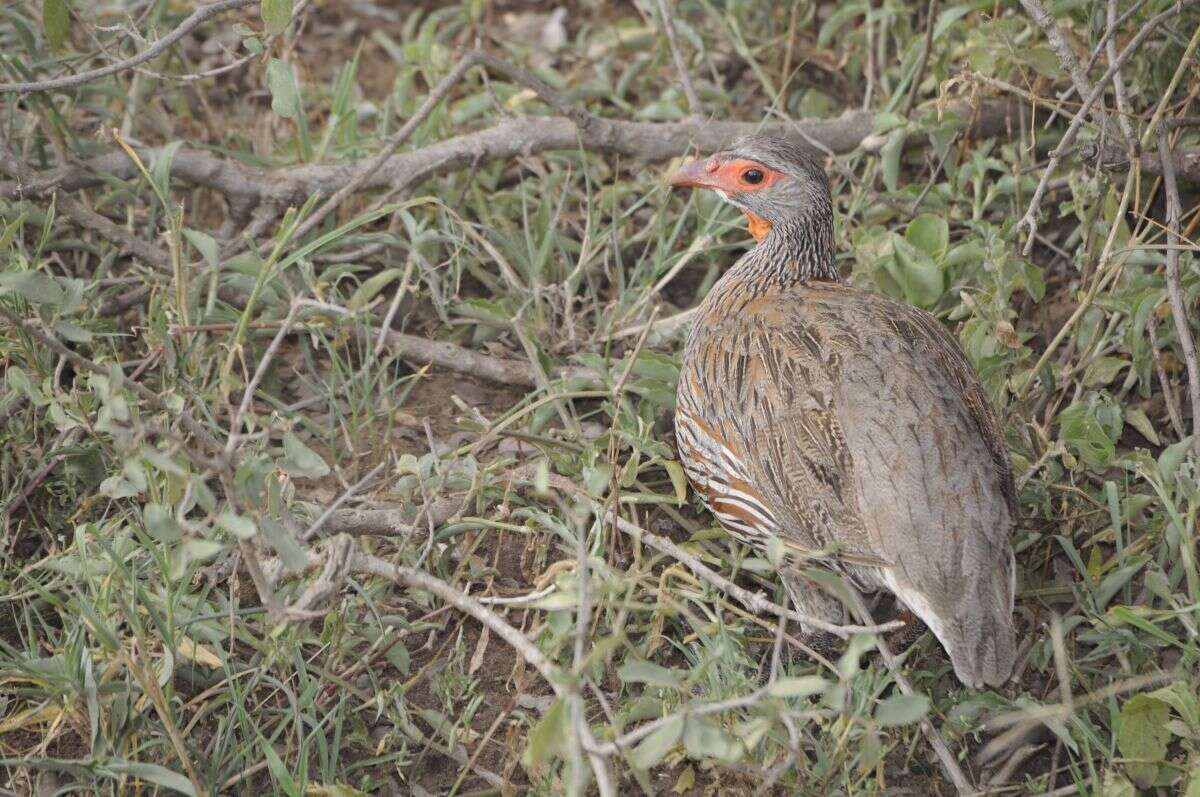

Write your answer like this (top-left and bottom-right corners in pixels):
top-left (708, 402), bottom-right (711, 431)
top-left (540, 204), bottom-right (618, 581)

top-left (298, 462), bottom-right (387, 542)
top-left (0, 0), bottom-right (259, 94)
top-left (311, 503), bottom-right (456, 538)
top-left (226, 300), bottom-right (302, 454)
top-left (1106, 0), bottom-right (1138, 149)
top-left (1018, 0), bottom-right (1105, 128)
top-left (354, 550), bottom-right (567, 688)
top-left (1157, 125), bottom-right (1200, 453)
top-left (0, 100), bottom-right (1023, 207)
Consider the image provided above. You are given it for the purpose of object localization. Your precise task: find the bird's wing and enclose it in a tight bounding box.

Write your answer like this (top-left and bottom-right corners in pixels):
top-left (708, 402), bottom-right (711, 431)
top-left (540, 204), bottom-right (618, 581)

top-left (678, 294), bottom-right (887, 570)
top-left (807, 286), bottom-right (1015, 571)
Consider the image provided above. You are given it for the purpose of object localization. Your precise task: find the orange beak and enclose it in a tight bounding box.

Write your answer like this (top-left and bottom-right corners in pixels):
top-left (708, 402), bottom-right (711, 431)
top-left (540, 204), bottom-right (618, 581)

top-left (667, 158), bottom-right (722, 190)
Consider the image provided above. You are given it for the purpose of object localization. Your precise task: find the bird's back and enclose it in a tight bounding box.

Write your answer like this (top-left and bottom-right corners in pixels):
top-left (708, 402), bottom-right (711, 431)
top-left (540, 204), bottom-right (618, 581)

top-left (676, 270), bottom-right (1016, 687)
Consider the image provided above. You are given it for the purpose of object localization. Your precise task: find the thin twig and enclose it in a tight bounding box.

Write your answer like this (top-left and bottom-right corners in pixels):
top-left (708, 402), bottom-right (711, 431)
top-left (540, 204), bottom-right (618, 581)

top-left (1158, 125), bottom-right (1200, 452)
top-left (226, 300), bottom-right (301, 454)
top-left (654, 0), bottom-right (703, 117)
top-left (351, 550), bottom-right (615, 790)
top-left (298, 462), bottom-right (387, 542)
top-left (1018, 0), bottom-right (1105, 129)
top-left (1015, 2), bottom-right (1182, 254)
top-left (1147, 316), bottom-right (1187, 441)
top-left (1106, 0), bottom-right (1138, 150)
top-left (0, 0), bottom-right (259, 94)
top-left (903, 0), bottom-right (938, 116)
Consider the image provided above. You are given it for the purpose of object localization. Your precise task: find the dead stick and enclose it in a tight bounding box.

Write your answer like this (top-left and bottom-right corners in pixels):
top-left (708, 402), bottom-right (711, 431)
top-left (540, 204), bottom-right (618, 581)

top-left (1158, 125), bottom-right (1200, 452)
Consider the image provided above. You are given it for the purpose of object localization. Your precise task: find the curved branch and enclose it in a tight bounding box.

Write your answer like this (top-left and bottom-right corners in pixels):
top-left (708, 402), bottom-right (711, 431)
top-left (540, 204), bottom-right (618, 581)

top-left (0, 99), bottom-right (1020, 205)
top-left (0, 0), bottom-right (259, 95)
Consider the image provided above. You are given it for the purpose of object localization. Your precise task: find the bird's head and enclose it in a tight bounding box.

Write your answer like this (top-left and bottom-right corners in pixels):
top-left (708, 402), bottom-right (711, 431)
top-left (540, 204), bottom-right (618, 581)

top-left (667, 134), bottom-right (831, 243)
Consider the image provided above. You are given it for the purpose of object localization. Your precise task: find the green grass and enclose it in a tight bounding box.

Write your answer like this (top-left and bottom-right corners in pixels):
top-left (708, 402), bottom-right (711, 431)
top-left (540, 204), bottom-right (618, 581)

top-left (2, 0), bottom-right (1200, 794)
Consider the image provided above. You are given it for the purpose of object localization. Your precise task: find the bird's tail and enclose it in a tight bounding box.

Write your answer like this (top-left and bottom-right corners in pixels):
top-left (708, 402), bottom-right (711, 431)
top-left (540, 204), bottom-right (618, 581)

top-left (942, 550), bottom-right (1017, 689)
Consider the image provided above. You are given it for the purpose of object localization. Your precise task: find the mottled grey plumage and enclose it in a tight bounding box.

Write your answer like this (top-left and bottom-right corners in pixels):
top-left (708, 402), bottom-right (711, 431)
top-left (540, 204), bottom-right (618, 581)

top-left (672, 135), bottom-right (1017, 688)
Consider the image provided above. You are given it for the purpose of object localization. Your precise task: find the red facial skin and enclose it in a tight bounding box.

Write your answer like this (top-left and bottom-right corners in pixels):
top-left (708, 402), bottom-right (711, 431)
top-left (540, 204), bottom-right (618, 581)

top-left (667, 157), bottom-right (783, 241)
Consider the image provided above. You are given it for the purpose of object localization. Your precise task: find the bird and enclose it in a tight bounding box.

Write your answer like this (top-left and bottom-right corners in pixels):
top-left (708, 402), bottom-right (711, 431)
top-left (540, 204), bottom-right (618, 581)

top-left (667, 135), bottom-right (1017, 688)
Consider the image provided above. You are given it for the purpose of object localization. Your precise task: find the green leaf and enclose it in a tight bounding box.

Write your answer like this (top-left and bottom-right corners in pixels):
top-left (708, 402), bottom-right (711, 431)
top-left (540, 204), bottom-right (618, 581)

top-left (261, 518), bottom-right (309, 572)
top-left (629, 715), bottom-right (683, 770)
top-left (837, 633), bottom-right (878, 680)
top-left (1117, 694), bottom-right (1170, 789)
top-left (880, 128), bottom-right (906, 193)
top-left (683, 717), bottom-right (742, 763)
top-left (53, 320), bottom-right (91, 343)
top-left (348, 268), bottom-right (402, 311)
top-left (259, 733), bottom-right (301, 796)
top-left (149, 141), bottom-right (183, 208)
top-left (43, 0), bottom-right (70, 51)
top-left (0, 270), bottom-right (65, 305)
top-left (905, 214), bottom-right (949, 261)
top-left (617, 659), bottom-right (684, 689)
top-left (306, 785), bottom-right (370, 797)
top-left (1059, 402), bottom-right (1116, 470)
top-left (281, 432), bottom-right (330, 479)
top-left (888, 236), bottom-right (945, 308)
top-left (99, 474), bottom-right (142, 500)
top-left (182, 228), bottom-right (220, 269)
top-left (663, 460), bottom-right (688, 505)
top-left (267, 58), bottom-right (302, 119)
top-left (1124, 407), bottom-right (1160, 446)
top-left (631, 351), bottom-right (680, 384)
top-left (1099, 770), bottom-right (1137, 797)
top-left (523, 697), bottom-right (569, 768)
top-left (874, 693), bottom-right (929, 727)
top-left (1082, 357), bottom-right (1127, 388)
top-left (1147, 681), bottom-right (1200, 732)
top-left (104, 760), bottom-right (195, 796)
top-left (768, 675), bottom-right (830, 699)
top-left (260, 0), bottom-right (294, 35)
top-left (1158, 435), bottom-right (1195, 481)
top-left (143, 504), bottom-right (183, 543)
top-left (216, 512), bottom-right (258, 540)
top-left (1185, 764), bottom-right (1200, 797)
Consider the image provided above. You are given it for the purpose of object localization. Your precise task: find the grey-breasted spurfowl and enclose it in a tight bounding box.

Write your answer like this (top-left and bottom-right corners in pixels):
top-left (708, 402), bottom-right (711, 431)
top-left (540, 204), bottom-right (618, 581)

top-left (668, 135), bottom-right (1016, 688)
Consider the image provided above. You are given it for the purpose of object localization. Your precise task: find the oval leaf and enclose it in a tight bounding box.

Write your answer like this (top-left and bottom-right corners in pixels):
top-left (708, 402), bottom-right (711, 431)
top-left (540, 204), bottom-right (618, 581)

top-left (874, 693), bottom-right (930, 727)
top-left (281, 432), bottom-right (330, 479)
top-left (1118, 694), bottom-right (1170, 789)
top-left (261, 0), bottom-right (293, 35)
top-left (629, 715), bottom-right (683, 770)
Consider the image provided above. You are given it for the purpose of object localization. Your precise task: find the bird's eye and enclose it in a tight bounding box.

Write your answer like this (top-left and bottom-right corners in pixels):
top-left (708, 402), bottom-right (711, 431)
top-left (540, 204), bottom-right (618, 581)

top-left (742, 168), bottom-right (764, 185)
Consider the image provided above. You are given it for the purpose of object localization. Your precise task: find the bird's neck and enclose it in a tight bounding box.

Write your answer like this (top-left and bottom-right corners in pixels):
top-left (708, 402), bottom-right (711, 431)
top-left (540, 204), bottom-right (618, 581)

top-left (732, 207), bottom-right (839, 289)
